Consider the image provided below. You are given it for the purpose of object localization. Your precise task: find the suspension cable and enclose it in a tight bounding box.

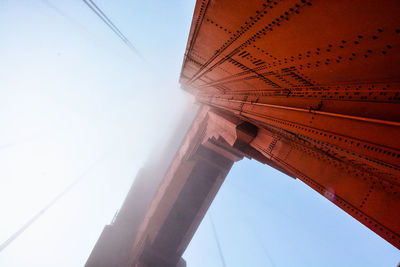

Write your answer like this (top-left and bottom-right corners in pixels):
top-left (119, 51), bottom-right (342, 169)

top-left (209, 213), bottom-right (227, 267)
top-left (82, 0), bottom-right (142, 58)
top-left (0, 154), bottom-right (108, 253)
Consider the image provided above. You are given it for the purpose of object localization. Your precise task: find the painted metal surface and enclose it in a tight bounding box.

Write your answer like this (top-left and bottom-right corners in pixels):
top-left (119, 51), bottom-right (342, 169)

top-left (87, 1), bottom-right (400, 266)
top-left (86, 107), bottom-right (259, 266)
top-left (180, 0), bottom-right (400, 250)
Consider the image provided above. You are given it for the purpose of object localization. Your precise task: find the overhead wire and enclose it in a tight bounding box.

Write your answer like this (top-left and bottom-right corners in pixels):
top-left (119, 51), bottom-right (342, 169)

top-left (0, 153), bottom-right (109, 253)
top-left (225, 181), bottom-right (277, 266)
top-left (0, 0), bottom-right (146, 255)
top-left (252, 229), bottom-right (276, 267)
top-left (82, 0), bottom-right (143, 59)
top-left (209, 213), bottom-right (227, 267)
top-left (41, 0), bottom-right (99, 42)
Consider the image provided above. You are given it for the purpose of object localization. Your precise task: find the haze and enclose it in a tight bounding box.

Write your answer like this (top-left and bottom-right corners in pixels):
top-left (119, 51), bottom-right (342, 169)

top-left (0, 1), bottom-right (398, 266)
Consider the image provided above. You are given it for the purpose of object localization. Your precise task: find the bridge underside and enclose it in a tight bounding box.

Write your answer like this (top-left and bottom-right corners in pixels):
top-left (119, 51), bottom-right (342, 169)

top-left (86, 1), bottom-right (400, 266)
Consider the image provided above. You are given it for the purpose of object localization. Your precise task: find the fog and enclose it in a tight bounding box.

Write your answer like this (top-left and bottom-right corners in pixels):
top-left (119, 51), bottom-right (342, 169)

top-left (0, 0), bottom-right (196, 266)
top-left (1, 1), bottom-right (399, 267)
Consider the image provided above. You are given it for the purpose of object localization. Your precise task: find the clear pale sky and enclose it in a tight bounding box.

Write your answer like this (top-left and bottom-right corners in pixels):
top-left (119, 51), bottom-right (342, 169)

top-left (0, 1), bottom-right (398, 266)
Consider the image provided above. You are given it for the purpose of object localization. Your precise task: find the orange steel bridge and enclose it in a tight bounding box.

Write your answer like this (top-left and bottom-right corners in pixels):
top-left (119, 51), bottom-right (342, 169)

top-left (86, 1), bottom-right (400, 266)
